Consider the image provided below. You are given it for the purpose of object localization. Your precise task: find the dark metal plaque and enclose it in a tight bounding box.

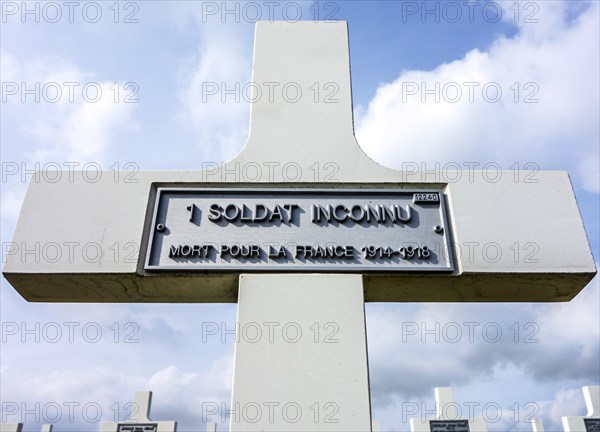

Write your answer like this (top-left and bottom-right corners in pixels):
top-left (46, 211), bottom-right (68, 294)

top-left (117, 424), bottom-right (158, 432)
top-left (429, 420), bottom-right (470, 432)
top-left (585, 419), bottom-right (600, 432)
top-left (144, 188), bottom-right (454, 272)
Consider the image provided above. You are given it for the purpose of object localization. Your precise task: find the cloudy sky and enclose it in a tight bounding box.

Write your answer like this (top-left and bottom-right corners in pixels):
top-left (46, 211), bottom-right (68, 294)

top-left (1, 1), bottom-right (599, 431)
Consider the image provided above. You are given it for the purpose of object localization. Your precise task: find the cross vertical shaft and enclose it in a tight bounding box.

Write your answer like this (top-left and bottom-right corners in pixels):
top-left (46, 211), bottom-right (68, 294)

top-left (230, 275), bottom-right (372, 431)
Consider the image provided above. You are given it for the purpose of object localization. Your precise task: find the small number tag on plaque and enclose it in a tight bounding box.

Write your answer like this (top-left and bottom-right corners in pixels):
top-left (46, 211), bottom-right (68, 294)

top-left (413, 193), bottom-right (440, 203)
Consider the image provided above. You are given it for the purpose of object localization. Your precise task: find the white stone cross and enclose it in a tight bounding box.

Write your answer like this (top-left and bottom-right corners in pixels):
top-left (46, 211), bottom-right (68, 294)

top-left (562, 386), bottom-right (600, 432)
top-left (0, 424), bottom-right (22, 432)
top-left (3, 19), bottom-right (597, 432)
top-left (100, 391), bottom-right (176, 432)
top-left (531, 418), bottom-right (545, 432)
top-left (410, 387), bottom-right (487, 432)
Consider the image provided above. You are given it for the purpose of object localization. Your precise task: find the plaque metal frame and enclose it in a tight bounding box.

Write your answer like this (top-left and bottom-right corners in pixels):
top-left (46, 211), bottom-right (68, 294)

top-left (143, 187), bottom-right (455, 273)
top-left (116, 424), bottom-right (158, 432)
top-left (429, 420), bottom-right (470, 432)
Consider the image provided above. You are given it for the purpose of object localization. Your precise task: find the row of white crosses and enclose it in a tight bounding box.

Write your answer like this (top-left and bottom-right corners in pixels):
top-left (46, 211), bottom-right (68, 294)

top-left (0, 425), bottom-right (52, 431)
top-left (400, 386), bottom-right (599, 432)
top-left (100, 391), bottom-right (176, 432)
top-left (0, 423), bottom-right (52, 432)
top-left (0, 392), bottom-right (210, 432)
top-left (100, 391), bottom-right (216, 432)
top-left (409, 387), bottom-right (487, 432)
top-left (1, 387), bottom-right (597, 431)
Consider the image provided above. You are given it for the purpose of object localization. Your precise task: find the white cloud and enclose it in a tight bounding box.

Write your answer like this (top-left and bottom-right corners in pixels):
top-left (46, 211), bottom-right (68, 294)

top-left (356, 2), bottom-right (599, 193)
top-left (0, 360), bottom-right (233, 431)
top-left (541, 387), bottom-right (589, 426)
top-left (2, 50), bottom-right (138, 165)
top-left (176, 21), bottom-right (253, 163)
top-left (0, 50), bottom-right (19, 81)
top-left (535, 274), bottom-right (599, 356)
top-left (366, 274), bottom-right (599, 430)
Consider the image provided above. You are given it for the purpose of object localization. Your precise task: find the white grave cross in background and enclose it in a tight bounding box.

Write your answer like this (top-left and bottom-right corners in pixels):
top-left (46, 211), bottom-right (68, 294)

top-left (410, 387), bottom-right (487, 432)
top-left (562, 386), bottom-right (600, 432)
top-left (3, 21), bottom-right (597, 432)
top-left (0, 424), bottom-right (22, 432)
top-left (100, 391), bottom-right (176, 432)
top-left (531, 418), bottom-right (545, 432)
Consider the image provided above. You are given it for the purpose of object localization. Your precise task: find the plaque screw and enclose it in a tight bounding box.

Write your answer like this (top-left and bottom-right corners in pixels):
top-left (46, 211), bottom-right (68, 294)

top-left (156, 223), bottom-right (165, 232)
top-left (433, 225), bottom-right (444, 234)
